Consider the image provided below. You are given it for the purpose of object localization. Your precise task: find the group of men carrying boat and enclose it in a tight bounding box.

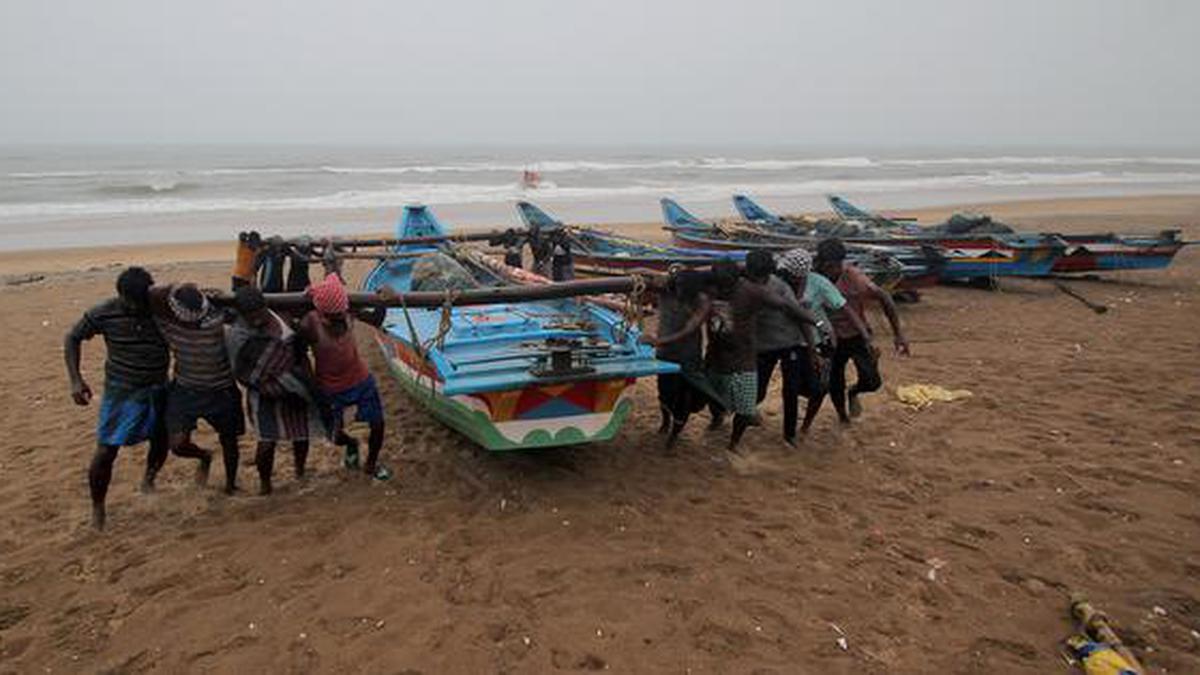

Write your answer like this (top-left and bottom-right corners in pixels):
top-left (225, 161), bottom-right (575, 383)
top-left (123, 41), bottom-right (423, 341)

top-left (644, 238), bottom-right (909, 452)
top-left (64, 230), bottom-right (906, 528)
top-left (64, 261), bottom-right (395, 529)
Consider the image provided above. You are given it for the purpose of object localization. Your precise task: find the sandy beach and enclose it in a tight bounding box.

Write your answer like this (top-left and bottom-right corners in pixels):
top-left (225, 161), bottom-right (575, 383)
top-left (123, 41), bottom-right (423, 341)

top-left (1, 194), bottom-right (1198, 673)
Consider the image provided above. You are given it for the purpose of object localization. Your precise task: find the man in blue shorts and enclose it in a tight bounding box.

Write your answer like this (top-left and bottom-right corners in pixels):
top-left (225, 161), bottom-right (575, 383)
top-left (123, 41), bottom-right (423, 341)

top-left (65, 267), bottom-right (171, 530)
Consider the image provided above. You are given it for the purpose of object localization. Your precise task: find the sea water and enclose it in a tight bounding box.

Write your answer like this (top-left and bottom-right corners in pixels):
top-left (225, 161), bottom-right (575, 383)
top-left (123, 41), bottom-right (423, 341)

top-left (2, 144), bottom-right (1199, 250)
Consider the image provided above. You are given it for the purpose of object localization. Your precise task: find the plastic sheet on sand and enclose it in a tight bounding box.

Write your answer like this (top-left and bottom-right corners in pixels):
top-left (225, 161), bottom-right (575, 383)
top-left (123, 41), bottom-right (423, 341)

top-left (895, 383), bottom-right (973, 409)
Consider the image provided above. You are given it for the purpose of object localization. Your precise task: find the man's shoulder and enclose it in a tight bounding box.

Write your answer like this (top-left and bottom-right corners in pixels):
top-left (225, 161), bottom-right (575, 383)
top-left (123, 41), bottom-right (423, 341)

top-left (296, 310), bottom-right (320, 335)
top-left (146, 284), bottom-right (173, 315)
top-left (733, 278), bottom-right (763, 296)
top-left (766, 275), bottom-right (798, 301)
top-left (845, 264), bottom-right (871, 283)
top-left (83, 297), bottom-right (126, 321)
top-left (808, 272), bottom-right (837, 292)
top-left (810, 273), bottom-right (846, 304)
top-left (71, 297), bottom-right (121, 338)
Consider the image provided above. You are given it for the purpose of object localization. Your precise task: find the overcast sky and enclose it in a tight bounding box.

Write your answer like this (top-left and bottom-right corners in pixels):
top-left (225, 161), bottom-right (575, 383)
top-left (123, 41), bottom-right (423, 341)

top-left (1, 0), bottom-right (1197, 147)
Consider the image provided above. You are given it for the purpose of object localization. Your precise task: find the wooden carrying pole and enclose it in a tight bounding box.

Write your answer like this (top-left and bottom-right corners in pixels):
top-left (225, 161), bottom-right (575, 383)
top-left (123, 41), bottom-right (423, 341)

top-left (295, 230), bottom-right (529, 249)
top-left (304, 251), bottom-right (430, 261)
top-left (214, 276), bottom-right (648, 311)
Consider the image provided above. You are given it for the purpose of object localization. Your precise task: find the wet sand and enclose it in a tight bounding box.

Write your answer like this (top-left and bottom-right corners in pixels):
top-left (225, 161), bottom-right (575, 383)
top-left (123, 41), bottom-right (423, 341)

top-left (0, 195), bottom-right (1198, 672)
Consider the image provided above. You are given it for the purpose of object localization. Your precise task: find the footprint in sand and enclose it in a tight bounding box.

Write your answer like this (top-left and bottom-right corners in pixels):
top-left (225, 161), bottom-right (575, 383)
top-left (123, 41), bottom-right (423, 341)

top-left (726, 451), bottom-right (787, 476)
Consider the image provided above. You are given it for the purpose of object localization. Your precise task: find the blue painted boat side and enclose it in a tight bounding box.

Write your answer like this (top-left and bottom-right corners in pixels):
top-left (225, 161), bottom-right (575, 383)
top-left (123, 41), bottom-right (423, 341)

top-left (515, 201), bottom-right (564, 230)
top-left (660, 198), bottom-right (711, 230)
top-left (732, 194), bottom-right (787, 226)
top-left (364, 205), bottom-right (678, 399)
top-left (937, 246), bottom-right (1062, 279)
top-left (1093, 254), bottom-right (1176, 271)
top-left (828, 195), bottom-right (878, 221)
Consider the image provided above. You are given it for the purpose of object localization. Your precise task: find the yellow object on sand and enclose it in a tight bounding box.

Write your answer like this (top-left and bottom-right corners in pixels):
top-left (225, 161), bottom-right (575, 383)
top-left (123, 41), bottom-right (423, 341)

top-left (895, 384), bottom-right (973, 409)
top-left (1064, 635), bottom-right (1141, 675)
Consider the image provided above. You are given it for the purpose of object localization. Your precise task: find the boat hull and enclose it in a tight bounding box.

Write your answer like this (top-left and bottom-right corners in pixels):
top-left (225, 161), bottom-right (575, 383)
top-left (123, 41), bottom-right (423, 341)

top-left (361, 205), bottom-right (677, 451)
top-left (672, 230), bottom-right (1060, 279)
top-left (373, 329), bottom-right (637, 451)
top-left (872, 236), bottom-right (1063, 279)
top-left (1051, 236), bottom-right (1185, 273)
top-left (567, 227), bottom-right (743, 277)
top-left (667, 230), bottom-right (932, 290)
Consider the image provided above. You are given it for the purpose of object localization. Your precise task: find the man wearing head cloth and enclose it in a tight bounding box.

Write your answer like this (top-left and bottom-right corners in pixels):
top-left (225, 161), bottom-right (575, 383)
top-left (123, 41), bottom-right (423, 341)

top-left (297, 273), bottom-right (393, 481)
top-left (774, 248), bottom-right (874, 436)
top-left (147, 281), bottom-right (244, 493)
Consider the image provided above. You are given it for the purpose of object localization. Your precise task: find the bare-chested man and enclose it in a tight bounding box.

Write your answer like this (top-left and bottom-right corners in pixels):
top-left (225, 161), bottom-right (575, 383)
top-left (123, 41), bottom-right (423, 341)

top-left (706, 253), bottom-right (819, 451)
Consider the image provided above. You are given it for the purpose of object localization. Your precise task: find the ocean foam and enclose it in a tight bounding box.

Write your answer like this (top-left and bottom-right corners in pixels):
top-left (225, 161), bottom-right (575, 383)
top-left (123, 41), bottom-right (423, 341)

top-left (10, 155), bottom-right (1200, 182)
top-left (4, 170), bottom-right (1199, 220)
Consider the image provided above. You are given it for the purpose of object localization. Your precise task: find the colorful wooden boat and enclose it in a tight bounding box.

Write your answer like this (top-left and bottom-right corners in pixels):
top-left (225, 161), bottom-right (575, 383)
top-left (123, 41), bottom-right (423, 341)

top-left (718, 195), bottom-right (1065, 280)
top-left (362, 205), bottom-right (677, 451)
top-left (824, 194), bottom-right (1187, 274)
top-left (1047, 232), bottom-right (1186, 273)
top-left (516, 200), bottom-right (744, 277)
top-left (661, 198), bottom-right (940, 289)
top-left (519, 201), bottom-right (912, 291)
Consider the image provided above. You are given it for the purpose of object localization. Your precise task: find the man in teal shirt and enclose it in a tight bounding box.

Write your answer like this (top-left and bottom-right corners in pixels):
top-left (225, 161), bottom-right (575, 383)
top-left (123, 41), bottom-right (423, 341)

top-left (775, 248), bottom-right (872, 436)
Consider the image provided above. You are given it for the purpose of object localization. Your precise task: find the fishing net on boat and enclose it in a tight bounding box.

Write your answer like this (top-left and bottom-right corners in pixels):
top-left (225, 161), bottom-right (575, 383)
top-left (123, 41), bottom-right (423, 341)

top-left (411, 253), bottom-right (479, 292)
top-left (811, 220), bottom-right (874, 238)
top-left (934, 213), bottom-right (1014, 235)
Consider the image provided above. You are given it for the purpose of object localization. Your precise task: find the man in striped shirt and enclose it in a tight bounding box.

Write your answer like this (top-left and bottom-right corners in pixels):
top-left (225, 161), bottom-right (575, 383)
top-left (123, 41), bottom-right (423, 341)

top-left (65, 267), bottom-right (170, 529)
top-left (227, 285), bottom-right (326, 495)
top-left (149, 283), bottom-right (245, 494)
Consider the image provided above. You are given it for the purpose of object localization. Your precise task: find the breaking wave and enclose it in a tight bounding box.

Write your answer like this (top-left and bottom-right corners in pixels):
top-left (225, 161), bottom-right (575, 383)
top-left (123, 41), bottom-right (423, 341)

top-left (10, 155), bottom-right (1200, 182)
top-left (95, 178), bottom-right (196, 196)
top-left (4, 170), bottom-right (1199, 220)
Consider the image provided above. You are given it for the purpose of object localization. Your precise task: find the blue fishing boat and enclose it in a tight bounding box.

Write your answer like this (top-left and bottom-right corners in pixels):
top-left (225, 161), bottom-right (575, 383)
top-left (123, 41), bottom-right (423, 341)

top-left (361, 205), bottom-right (676, 450)
top-left (725, 195), bottom-right (1064, 280)
top-left (520, 201), bottom-right (913, 291)
top-left (516, 201), bottom-right (744, 276)
top-left (823, 194), bottom-right (1187, 274)
top-left (662, 198), bottom-right (936, 289)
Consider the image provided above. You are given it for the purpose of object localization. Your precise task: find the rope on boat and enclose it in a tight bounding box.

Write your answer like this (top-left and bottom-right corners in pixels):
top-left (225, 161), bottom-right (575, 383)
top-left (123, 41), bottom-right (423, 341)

top-left (396, 288), bottom-right (460, 397)
top-left (432, 289), bottom-right (459, 352)
top-left (396, 292), bottom-right (432, 394)
top-left (614, 274), bottom-right (647, 343)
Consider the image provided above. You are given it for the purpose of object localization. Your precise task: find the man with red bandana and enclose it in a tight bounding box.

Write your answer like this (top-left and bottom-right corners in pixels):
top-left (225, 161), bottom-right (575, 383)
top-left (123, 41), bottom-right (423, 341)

top-left (298, 273), bottom-right (393, 480)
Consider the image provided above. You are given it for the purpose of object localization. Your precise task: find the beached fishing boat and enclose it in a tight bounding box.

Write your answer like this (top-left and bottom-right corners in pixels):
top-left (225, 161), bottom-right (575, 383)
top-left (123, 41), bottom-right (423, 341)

top-left (723, 195), bottom-right (1065, 279)
top-left (519, 201), bottom-right (913, 291)
top-left (661, 199), bottom-right (939, 289)
top-left (361, 205), bottom-right (676, 450)
top-left (516, 201), bottom-right (744, 277)
top-left (823, 194), bottom-right (1187, 274)
top-left (1052, 232), bottom-right (1189, 272)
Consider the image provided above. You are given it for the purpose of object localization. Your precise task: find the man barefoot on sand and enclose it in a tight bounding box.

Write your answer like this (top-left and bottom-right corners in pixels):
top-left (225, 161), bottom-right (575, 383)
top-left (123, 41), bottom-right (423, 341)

top-left (814, 238), bottom-right (911, 424)
top-left (149, 283), bottom-right (245, 493)
top-left (774, 248), bottom-right (872, 438)
top-left (640, 269), bottom-right (719, 449)
top-left (65, 267), bottom-right (171, 529)
top-left (227, 285), bottom-right (327, 495)
top-left (753, 249), bottom-right (842, 446)
top-left (298, 273), bottom-right (393, 481)
top-left (707, 253), bottom-right (819, 452)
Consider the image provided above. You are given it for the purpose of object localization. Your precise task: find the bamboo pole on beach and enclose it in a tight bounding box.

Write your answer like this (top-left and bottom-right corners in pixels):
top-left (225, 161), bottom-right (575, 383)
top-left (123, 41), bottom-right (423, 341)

top-left (293, 230), bottom-right (529, 250)
top-left (213, 276), bottom-right (650, 311)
